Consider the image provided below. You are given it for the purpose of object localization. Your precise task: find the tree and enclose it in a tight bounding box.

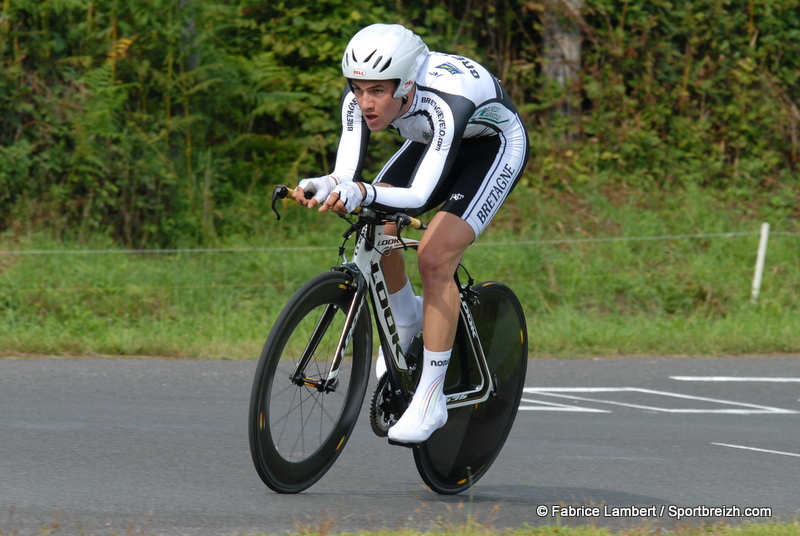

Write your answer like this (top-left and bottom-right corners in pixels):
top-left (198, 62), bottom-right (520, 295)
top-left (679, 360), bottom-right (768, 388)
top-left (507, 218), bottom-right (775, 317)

top-left (542, 0), bottom-right (584, 139)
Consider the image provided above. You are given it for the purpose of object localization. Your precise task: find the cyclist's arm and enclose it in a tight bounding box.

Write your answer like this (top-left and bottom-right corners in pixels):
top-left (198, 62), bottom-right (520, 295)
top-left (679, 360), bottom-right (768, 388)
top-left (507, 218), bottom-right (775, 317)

top-left (367, 90), bottom-right (475, 214)
top-left (293, 87), bottom-right (369, 209)
top-left (329, 86), bottom-right (370, 183)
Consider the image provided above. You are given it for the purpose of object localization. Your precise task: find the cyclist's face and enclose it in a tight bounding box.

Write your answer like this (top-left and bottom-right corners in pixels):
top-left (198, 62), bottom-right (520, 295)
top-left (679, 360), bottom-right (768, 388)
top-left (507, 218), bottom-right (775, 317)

top-left (350, 80), bottom-right (405, 131)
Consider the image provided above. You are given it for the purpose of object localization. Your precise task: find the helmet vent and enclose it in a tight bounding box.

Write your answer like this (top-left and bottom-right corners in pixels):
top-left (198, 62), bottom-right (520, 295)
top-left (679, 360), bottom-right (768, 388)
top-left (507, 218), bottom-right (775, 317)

top-left (341, 25), bottom-right (430, 97)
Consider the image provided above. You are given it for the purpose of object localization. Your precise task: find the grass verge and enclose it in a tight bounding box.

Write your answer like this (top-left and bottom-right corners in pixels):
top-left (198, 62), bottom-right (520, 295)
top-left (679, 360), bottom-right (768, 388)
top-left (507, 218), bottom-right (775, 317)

top-left (2, 515), bottom-right (798, 536)
top-left (277, 522), bottom-right (800, 536)
top-left (0, 186), bottom-right (798, 359)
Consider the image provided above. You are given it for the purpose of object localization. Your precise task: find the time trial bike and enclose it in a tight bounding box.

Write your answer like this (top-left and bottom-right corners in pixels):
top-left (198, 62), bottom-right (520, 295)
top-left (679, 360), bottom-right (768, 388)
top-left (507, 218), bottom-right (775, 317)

top-left (248, 184), bottom-right (528, 494)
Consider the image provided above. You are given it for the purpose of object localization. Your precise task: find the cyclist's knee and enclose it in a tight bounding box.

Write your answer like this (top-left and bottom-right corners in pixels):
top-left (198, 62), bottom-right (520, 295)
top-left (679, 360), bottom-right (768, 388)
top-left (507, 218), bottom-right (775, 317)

top-left (417, 213), bottom-right (473, 286)
top-left (417, 249), bottom-right (458, 287)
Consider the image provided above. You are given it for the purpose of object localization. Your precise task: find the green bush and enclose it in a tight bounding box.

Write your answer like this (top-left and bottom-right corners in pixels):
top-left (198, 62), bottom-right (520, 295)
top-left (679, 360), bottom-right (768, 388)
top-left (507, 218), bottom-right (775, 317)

top-left (1, 0), bottom-right (798, 246)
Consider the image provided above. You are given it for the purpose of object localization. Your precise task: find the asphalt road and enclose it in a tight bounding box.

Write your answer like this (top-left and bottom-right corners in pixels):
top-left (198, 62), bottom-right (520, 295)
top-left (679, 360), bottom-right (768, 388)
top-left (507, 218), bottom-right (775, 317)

top-left (1, 356), bottom-right (799, 535)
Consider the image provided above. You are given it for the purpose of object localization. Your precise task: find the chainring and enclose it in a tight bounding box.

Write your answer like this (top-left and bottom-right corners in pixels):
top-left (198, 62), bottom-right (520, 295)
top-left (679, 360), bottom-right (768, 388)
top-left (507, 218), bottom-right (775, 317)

top-left (369, 373), bottom-right (401, 437)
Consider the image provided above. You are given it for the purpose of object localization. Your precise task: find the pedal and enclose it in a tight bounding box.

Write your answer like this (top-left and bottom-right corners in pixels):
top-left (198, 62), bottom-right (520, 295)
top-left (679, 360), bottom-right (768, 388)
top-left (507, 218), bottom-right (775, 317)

top-left (388, 438), bottom-right (419, 449)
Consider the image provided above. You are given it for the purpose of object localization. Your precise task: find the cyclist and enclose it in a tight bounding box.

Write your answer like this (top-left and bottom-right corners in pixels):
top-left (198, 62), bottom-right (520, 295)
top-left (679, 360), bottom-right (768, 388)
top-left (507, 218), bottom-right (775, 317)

top-left (292, 23), bottom-right (529, 443)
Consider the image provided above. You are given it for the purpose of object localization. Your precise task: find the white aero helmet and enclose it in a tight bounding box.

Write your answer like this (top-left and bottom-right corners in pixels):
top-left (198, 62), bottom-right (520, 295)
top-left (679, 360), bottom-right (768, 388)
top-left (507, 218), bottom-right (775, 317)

top-left (342, 24), bottom-right (429, 99)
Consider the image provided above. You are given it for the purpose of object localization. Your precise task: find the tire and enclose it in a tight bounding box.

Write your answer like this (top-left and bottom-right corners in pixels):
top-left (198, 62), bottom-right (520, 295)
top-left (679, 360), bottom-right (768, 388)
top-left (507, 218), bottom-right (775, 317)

top-left (413, 281), bottom-right (527, 494)
top-left (248, 271), bottom-right (372, 493)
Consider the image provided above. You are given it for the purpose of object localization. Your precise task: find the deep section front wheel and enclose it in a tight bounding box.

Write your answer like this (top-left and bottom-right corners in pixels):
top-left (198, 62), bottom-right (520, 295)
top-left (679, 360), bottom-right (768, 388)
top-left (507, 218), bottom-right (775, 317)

top-left (249, 270), bottom-right (371, 493)
top-left (413, 281), bottom-right (528, 494)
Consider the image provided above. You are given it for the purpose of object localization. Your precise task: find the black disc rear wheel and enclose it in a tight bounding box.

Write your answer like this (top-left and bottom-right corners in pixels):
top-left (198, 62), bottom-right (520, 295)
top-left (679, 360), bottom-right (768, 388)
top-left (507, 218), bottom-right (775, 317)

top-left (413, 281), bottom-right (527, 494)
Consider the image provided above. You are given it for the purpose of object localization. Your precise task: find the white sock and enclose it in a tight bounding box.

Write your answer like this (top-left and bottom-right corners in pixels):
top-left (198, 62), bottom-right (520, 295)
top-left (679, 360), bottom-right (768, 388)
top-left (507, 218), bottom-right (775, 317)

top-left (389, 279), bottom-right (423, 354)
top-left (413, 348), bottom-right (451, 404)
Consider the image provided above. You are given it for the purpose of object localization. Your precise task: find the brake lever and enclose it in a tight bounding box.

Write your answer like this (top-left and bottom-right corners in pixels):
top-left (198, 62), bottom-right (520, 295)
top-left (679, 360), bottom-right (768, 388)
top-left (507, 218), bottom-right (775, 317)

top-left (271, 185), bottom-right (290, 220)
top-left (271, 184), bottom-right (314, 220)
top-left (391, 212), bottom-right (427, 232)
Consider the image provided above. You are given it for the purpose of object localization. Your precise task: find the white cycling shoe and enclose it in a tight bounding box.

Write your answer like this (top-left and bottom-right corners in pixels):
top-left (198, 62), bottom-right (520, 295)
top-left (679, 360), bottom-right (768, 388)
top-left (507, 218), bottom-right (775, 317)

top-left (387, 380), bottom-right (447, 444)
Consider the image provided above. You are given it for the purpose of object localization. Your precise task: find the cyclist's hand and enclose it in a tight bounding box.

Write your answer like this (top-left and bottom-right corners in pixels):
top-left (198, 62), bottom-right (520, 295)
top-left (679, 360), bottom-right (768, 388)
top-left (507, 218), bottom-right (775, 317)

top-left (321, 181), bottom-right (365, 215)
top-left (294, 176), bottom-right (338, 208)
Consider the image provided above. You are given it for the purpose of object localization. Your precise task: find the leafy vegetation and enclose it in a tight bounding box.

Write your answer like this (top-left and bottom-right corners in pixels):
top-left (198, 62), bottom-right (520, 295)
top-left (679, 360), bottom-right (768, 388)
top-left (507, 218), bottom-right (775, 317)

top-left (2, 0), bottom-right (798, 247)
top-left (1, 1), bottom-right (798, 359)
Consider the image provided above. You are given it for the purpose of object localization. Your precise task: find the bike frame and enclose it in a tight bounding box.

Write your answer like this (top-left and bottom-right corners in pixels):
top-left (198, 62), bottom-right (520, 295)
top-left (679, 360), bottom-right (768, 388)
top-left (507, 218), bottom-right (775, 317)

top-left (315, 211), bottom-right (497, 410)
top-left (255, 185), bottom-right (527, 495)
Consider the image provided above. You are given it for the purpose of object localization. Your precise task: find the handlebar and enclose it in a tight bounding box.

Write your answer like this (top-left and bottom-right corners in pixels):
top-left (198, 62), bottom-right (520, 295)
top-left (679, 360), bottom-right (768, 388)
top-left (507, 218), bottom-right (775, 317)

top-left (271, 185), bottom-right (427, 231)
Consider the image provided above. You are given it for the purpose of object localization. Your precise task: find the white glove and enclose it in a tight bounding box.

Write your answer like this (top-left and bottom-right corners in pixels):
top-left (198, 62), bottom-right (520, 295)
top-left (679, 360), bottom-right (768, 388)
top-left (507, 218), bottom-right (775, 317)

top-left (297, 176), bottom-right (338, 204)
top-left (331, 181), bottom-right (365, 213)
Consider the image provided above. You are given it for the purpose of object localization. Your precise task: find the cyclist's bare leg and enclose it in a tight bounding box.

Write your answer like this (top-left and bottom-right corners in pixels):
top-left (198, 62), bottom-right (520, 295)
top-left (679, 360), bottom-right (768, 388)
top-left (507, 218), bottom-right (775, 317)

top-left (371, 184), bottom-right (409, 294)
top-left (380, 223), bottom-right (408, 294)
top-left (417, 212), bottom-right (474, 352)
top-left (388, 212), bottom-right (474, 443)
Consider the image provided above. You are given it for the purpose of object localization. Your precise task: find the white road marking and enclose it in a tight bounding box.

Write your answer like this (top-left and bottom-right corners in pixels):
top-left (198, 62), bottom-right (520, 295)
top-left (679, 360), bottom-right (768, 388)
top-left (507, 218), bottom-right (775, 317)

top-left (521, 387), bottom-right (798, 414)
top-left (671, 376), bottom-right (800, 382)
top-left (712, 442), bottom-right (800, 458)
top-left (519, 397), bottom-right (610, 412)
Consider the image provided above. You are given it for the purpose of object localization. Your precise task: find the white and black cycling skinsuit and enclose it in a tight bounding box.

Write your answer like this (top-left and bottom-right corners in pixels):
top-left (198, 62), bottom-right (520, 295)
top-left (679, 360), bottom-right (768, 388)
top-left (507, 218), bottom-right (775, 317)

top-left (330, 51), bottom-right (530, 239)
